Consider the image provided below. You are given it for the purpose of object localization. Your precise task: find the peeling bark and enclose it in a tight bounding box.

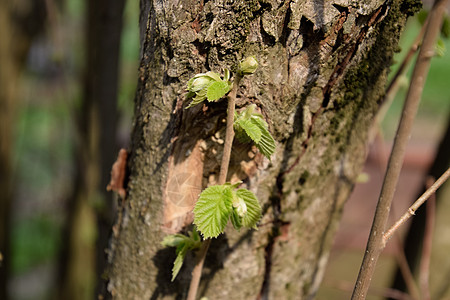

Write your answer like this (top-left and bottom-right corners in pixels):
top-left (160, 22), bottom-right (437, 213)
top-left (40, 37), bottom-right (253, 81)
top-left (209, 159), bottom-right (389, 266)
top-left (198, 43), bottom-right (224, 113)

top-left (105, 0), bottom-right (419, 299)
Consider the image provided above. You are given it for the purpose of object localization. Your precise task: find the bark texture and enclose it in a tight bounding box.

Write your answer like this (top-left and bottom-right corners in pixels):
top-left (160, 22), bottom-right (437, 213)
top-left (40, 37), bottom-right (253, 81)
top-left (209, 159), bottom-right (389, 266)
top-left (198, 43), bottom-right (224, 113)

top-left (106, 0), bottom-right (420, 299)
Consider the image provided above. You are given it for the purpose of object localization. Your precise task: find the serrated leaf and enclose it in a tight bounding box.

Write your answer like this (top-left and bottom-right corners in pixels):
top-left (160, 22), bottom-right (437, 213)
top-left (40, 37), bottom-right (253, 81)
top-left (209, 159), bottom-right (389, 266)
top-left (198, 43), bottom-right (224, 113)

top-left (234, 106), bottom-right (276, 158)
top-left (238, 119), bottom-right (262, 144)
top-left (206, 80), bottom-right (230, 102)
top-left (234, 126), bottom-right (252, 143)
top-left (252, 117), bottom-right (276, 159)
top-left (236, 189), bottom-right (262, 229)
top-left (193, 185), bottom-right (233, 238)
top-left (172, 243), bottom-right (189, 281)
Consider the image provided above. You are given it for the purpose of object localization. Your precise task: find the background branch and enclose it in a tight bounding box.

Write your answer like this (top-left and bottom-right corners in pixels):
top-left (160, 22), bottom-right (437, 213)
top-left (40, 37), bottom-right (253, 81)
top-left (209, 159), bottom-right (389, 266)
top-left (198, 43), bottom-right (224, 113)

top-left (384, 167), bottom-right (450, 243)
top-left (351, 0), bottom-right (449, 298)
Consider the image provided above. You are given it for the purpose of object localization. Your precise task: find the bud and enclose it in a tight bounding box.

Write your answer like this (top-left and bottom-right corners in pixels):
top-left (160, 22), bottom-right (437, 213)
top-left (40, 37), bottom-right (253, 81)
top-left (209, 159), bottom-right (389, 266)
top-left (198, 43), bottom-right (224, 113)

top-left (188, 74), bottom-right (214, 93)
top-left (233, 197), bottom-right (247, 217)
top-left (238, 56), bottom-right (258, 75)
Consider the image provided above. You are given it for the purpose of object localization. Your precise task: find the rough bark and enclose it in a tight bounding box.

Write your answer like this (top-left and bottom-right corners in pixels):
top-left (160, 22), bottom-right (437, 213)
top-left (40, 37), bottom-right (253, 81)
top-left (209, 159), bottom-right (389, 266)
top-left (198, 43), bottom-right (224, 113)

top-left (105, 0), bottom-right (420, 299)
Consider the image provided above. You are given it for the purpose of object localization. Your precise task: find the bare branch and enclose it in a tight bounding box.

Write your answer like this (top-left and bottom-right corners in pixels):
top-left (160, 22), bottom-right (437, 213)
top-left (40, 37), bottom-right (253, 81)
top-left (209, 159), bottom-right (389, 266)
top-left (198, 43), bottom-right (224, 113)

top-left (384, 167), bottom-right (449, 243)
top-left (351, 0), bottom-right (449, 298)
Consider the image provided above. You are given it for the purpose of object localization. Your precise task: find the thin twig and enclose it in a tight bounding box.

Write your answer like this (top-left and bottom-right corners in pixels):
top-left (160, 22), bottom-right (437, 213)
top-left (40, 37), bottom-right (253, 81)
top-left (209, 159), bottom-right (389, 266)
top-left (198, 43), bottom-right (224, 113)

top-left (419, 177), bottom-right (436, 300)
top-left (351, 1), bottom-right (449, 298)
top-left (383, 167), bottom-right (450, 243)
top-left (186, 74), bottom-right (242, 300)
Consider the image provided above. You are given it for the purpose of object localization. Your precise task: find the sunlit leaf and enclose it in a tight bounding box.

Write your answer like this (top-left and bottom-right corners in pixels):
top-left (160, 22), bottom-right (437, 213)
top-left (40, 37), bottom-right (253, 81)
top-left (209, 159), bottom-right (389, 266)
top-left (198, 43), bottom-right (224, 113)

top-left (206, 80), bottom-right (231, 102)
top-left (193, 185), bottom-right (233, 238)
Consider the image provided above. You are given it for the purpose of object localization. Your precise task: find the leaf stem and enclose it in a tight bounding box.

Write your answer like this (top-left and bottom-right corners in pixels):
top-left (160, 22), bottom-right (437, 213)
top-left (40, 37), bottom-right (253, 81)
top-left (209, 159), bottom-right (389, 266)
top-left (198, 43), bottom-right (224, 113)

top-left (186, 74), bottom-right (242, 300)
top-left (351, 1), bottom-right (449, 298)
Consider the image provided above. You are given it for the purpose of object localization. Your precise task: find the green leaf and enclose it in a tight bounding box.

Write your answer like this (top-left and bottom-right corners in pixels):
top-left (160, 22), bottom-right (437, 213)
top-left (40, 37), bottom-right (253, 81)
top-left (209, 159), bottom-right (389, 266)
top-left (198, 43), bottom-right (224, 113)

top-left (252, 117), bottom-right (276, 159)
top-left (206, 80), bottom-right (231, 102)
top-left (230, 209), bottom-right (243, 230)
top-left (189, 227), bottom-right (201, 242)
top-left (236, 189), bottom-right (262, 229)
top-left (161, 234), bottom-right (189, 248)
top-left (234, 105), bottom-right (276, 159)
top-left (224, 69), bottom-right (231, 81)
top-left (162, 229), bottom-right (202, 281)
top-left (238, 119), bottom-right (262, 144)
top-left (193, 185), bottom-right (233, 238)
top-left (186, 89), bottom-right (208, 108)
top-left (204, 71), bottom-right (222, 82)
top-left (172, 243), bottom-right (189, 281)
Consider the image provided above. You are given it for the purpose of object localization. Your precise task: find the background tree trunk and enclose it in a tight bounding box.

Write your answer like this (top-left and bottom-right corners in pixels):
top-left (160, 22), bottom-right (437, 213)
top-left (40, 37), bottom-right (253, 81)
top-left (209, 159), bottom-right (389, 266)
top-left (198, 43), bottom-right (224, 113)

top-left (58, 0), bottom-right (125, 298)
top-left (0, 1), bottom-right (46, 298)
top-left (105, 0), bottom-right (420, 299)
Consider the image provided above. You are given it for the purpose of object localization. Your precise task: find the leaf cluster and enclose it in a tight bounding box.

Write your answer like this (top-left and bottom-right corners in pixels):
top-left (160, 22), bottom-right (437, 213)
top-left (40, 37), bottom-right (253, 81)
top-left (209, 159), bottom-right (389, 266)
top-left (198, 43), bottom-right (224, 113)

top-left (234, 104), bottom-right (276, 159)
top-left (186, 70), bottom-right (232, 108)
top-left (161, 229), bottom-right (202, 281)
top-left (193, 183), bottom-right (262, 239)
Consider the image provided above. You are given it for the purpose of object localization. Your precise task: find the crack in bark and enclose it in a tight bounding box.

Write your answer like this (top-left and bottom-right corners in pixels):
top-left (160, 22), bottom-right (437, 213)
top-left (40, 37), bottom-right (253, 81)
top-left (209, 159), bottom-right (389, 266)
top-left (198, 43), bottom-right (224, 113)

top-left (256, 4), bottom-right (392, 298)
top-left (322, 3), bottom-right (389, 107)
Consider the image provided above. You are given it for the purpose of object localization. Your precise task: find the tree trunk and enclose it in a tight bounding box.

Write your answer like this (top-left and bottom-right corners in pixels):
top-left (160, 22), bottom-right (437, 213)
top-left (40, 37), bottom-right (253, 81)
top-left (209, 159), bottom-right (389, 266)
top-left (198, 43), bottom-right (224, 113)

top-left (105, 0), bottom-right (420, 299)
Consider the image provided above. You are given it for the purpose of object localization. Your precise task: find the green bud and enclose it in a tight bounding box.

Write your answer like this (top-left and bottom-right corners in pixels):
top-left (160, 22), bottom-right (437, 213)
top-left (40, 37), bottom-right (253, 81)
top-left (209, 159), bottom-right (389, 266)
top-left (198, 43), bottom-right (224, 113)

top-left (188, 74), bottom-right (214, 93)
top-left (238, 56), bottom-right (258, 75)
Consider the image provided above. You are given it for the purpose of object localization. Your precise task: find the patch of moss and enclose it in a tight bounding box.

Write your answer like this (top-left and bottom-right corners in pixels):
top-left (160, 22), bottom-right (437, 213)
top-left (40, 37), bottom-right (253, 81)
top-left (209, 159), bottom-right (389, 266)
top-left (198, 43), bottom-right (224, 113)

top-left (400, 0), bottom-right (422, 17)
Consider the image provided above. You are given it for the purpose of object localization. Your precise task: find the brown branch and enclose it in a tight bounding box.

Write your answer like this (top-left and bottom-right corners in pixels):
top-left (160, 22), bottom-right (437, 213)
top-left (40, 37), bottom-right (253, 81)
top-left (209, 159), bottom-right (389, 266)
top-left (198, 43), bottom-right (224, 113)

top-left (351, 0), bottom-right (449, 298)
top-left (186, 74), bottom-right (242, 300)
top-left (383, 167), bottom-right (449, 243)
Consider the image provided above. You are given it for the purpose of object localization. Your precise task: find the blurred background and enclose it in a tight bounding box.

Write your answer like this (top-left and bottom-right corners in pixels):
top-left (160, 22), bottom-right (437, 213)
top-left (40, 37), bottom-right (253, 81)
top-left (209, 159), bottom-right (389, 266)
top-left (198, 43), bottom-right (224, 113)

top-left (0, 1), bottom-right (448, 300)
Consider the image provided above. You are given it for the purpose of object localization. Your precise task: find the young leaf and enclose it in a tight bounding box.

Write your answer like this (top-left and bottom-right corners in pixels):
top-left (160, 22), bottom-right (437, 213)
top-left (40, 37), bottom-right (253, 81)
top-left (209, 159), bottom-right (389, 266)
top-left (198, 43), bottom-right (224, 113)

top-left (161, 234), bottom-right (189, 248)
top-left (234, 107), bottom-right (276, 159)
top-left (204, 71), bottom-right (222, 82)
top-left (162, 229), bottom-right (202, 281)
top-left (251, 117), bottom-right (276, 159)
top-left (193, 185), bottom-right (233, 238)
top-left (172, 243), bottom-right (189, 281)
top-left (237, 118), bottom-right (262, 144)
top-left (236, 189), bottom-right (262, 229)
top-left (206, 80), bottom-right (231, 102)
top-left (230, 209), bottom-right (243, 230)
